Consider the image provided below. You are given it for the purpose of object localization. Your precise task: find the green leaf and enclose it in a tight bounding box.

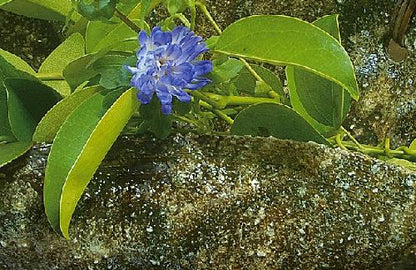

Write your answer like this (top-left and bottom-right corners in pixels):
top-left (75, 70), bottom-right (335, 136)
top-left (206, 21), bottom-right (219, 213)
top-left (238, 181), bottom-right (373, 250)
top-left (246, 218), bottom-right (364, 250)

top-left (205, 36), bottom-right (219, 50)
top-left (75, 0), bottom-right (118, 22)
top-left (0, 55), bottom-right (37, 140)
top-left (208, 58), bottom-right (244, 84)
top-left (165, 0), bottom-right (188, 15)
top-left (93, 54), bottom-right (133, 89)
top-left (0, 87), bottom-right (15, 140)
top-left (63, 54), bottom-right (100, 90)
top-left (233, 64), bottom-right (284, 97)
top-left (0, 141), bottom-right (32, 168)
top-left (0, 0), bottom-right (72, 21)
top-left (0, 48), bottom-right (36, 75)
top-left (5, 79), bottom-right (61, 141)
top-left (139, 97), bottom-right (172, 139)
top-left (39, 33), bottom-right (85, 97)
top-left (33, 86), bottom-right (101, 142)
top-left (230, 103), bottom-right (328, 145)
top-left (215, 15), bottom-right (359, 100)
top-left (44, 88), bottom-right (137, 238)
top-left (88, 20), bottom-right (138, 53)
top-left (287, 14), bottom-right (351, 135)
top-left (410, 139), bottom-right (416, 151)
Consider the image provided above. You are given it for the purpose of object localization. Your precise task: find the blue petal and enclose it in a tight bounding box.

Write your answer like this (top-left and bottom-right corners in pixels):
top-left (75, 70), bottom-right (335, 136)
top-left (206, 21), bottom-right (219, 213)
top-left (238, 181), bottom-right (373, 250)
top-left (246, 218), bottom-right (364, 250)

top-left (193, 60), bottom-right (213, 76)
top-left (161, 103), bottom-right (172, 115)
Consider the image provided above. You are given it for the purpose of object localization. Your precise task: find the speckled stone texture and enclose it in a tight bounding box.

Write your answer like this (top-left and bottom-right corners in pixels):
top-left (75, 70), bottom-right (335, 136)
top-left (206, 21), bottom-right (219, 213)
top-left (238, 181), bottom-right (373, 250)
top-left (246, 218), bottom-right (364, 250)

top-left (0, 134), bottom-right (415, 269)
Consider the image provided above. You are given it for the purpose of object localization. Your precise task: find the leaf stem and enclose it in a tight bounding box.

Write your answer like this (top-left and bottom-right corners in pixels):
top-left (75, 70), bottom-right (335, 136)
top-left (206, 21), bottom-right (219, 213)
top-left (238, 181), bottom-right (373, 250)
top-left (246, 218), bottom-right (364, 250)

top-left (195, 1), bottom-right (222, 34)
top-left (190, 4), bottom-right (197, 31)
top-left (36, 72), bottom-right (65, 81)
top-left (114, 8), bottom-right (141, 33)
top-left (195, 1), bottom-right (281, 101)
top-left (199, 100), bottom-right (234, 125)
top-left (204, 92), bottom-right (280, 109)
top-left (341, 126), bottom-right (363, 149)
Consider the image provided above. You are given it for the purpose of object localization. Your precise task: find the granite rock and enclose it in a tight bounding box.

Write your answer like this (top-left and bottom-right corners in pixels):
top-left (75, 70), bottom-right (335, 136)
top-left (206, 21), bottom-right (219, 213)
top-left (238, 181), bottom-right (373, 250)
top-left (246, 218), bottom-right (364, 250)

top-left (0, 134), bottom-right (415, 269)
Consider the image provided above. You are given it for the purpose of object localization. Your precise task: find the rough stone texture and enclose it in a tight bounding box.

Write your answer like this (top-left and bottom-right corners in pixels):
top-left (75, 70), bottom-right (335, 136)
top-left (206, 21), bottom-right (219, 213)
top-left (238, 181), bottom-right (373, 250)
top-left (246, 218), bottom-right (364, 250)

top-left (0, 10), bottom-right (63, 70)
top-left (1, 0), bottom-right (416, 268)
top-left (0, 134), bottom-right (415, 269)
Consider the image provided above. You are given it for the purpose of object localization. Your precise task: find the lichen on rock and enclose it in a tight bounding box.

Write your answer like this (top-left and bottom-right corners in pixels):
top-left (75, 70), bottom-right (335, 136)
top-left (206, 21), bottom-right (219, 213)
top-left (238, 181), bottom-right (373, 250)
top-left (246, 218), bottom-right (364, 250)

top-left (0, 134), bottom-right (415, 269)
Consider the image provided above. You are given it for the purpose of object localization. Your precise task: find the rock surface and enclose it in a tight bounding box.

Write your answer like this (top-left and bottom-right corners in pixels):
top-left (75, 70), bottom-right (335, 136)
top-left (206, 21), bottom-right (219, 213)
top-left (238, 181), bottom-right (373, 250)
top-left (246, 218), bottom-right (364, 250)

top-left (1, 134), bottom-right (415, 269)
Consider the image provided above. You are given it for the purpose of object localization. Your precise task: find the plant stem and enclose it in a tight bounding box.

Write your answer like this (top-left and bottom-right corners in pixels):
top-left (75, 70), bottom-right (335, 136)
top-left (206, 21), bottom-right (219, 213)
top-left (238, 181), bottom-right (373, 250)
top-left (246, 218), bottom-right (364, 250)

top-left (173, 13), bottom-right (191, 28)
top-left (195, 1), bottom-right (281, 101)
top-left (341, 126), bottom-right (363, 149)
top-left (204, 92), bottom-right (279, 109)
top-left (190, 5), bottom-right (197, 31)
top-left (199, 101), bottom-right (234, 125)
top-left (195, 2), bottom-right (222, 34)
top-left (114, 8), bottom-right (141, 33)
top-left (36, 72), bottom-right (65, 81)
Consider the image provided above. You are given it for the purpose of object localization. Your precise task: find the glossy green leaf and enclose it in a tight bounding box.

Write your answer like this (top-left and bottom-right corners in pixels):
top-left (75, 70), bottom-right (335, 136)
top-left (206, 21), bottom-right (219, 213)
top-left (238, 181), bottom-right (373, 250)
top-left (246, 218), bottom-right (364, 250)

top-left (75, 0), bottom-right (118, 21)
top-left (0, 0), bottom-right (72, 21)
top-left (0, 48), bottom-right (35, 75)
top-left (0, 141), bottom-right (32, 168)
top-left (233, 64), bottom-right (284, 97)
top-left (5, 79), bottom-right (61, 141)
top-left (33, 86), bottom-right (101, 142)
top-left (0, 55), bottom-right (37, 140)
top-left (44, 88), bottom-right (138, 238)
top-left (230, 103), bottom-right (328, 145)
top-left (60, 88), bottom-right (137, 238)
top-left (44, 91), bottom-right (106, 234)
top-left (63, 54), bottom-right (100, 90)
top-left (208, 58), bottom-right (244, 84)
top-left (215, 15), bottom-right (359, 100)
top-left (139, 97), bottom-right (172, 139)
top-left (38, 33), bottom-right (85, 97)
top-left (287, 14), bottom-right (351, 135)
top-left (93, 54), bottom-right (133, 89)
top-left (410, 138), bottom-right (416, 151)
top-left (89, 20), bottom-right (138, 53)
top-left (0, 87), bottom-right (15, 140)
top-left (165, 0), bottom-right (188, 15)
top-left (85, 0), bottom-right (157, 53)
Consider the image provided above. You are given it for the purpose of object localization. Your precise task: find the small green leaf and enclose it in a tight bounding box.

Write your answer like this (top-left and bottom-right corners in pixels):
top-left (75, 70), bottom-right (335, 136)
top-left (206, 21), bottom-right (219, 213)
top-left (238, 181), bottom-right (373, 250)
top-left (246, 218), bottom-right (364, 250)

top-left (5, 79), bottom-right (61, 141)
top-left (0, 141), bottom-right (32, 168)
top-left (287, 14), bottom-right (351, 135)
top-left (93, 54), bottom-right (133, 89)
top-left (205, 36), bottom-right (219, 50)
top-left (165, 0), bottom-right (188, 15)
top-left (0, 48), bottom-right (36, 75)
top-left (233, 64), bottom-right (284, 97)
top-left (0, 87), bottom-right (15, 140)
top-left (409, 139), bottom-right (416, 151)
top-left (208, 58), bottom-right (244, 84)
top-left (230, 103), bottom-right (328, 145)
top-left (0, 0), bottom-right (72, 21)
top-left (44, 88), bottom-right (138, 238)
top-left (89, 20), bottom-right (139, 53)
top-left (33, 86), bottom-right (101, 142)
top-left (63, 54), bottom-right (100, 90)
top-left (38, 33), bottom-right (85, 97)
top-left (74, 0), bottom-right (118, 22)
top-left (215, 15), bottom-right (359, 100)
top-left (139, 97), bottom-right (172, 139)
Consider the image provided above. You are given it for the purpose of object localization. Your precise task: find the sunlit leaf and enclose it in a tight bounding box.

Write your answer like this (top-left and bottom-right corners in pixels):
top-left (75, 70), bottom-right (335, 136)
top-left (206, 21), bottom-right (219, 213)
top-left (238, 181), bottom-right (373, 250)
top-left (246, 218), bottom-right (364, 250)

top-left (0, 141), bottom-right (32, 168)
top-left (33, 86), bottom-right (101, 142)
top-left (39, 33), bottom-right (85, 97)
top-left (231, 103), bottom-right (328, 145)
top-left (215, 15), bottom-right (359, 100)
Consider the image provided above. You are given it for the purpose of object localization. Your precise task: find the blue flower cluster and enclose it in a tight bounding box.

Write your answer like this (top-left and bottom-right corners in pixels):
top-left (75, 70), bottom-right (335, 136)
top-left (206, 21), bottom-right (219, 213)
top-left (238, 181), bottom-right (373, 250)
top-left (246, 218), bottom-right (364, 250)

top-left (127, 26), bottom-right (213, 114)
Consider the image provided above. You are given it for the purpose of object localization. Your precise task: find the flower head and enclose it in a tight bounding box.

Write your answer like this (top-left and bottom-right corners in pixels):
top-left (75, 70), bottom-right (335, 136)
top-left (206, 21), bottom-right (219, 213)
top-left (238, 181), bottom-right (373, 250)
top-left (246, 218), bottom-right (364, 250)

top-left (127, 26), bottom-right (213, 114)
